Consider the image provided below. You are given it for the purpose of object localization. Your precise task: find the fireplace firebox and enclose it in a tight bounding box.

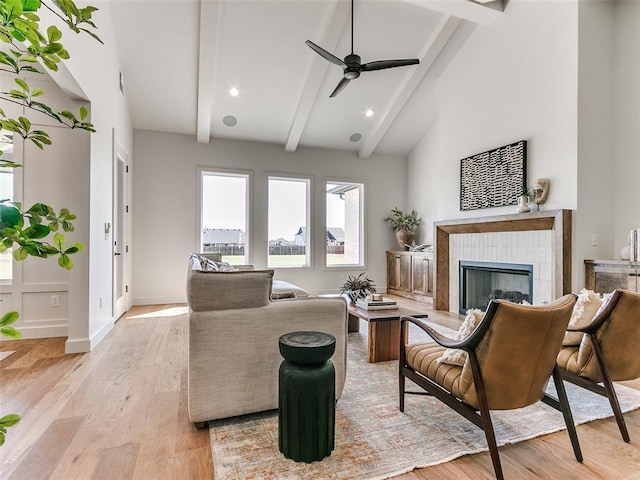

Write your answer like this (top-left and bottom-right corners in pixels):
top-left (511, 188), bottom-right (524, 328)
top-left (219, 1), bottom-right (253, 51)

top-left (459, 261), bottom-right (533, 314)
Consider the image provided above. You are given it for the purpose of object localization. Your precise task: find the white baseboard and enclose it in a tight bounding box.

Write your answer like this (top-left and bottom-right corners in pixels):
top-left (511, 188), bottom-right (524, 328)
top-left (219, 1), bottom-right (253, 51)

top-left (65, 320), bottom-right (114, 354)
top-left (65, 337), bottom-right (91, 354)
top-left (0, 324), bottom-right (67, 340)
top-left (133, 296), bottom-right (187, 305)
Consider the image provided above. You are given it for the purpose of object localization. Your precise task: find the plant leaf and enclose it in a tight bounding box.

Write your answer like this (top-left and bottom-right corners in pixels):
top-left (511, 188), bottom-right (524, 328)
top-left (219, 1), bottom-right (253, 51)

top-left (0, 311), bottom-right (19, 327)
top-left (0, 326), bottom-right (22, 339)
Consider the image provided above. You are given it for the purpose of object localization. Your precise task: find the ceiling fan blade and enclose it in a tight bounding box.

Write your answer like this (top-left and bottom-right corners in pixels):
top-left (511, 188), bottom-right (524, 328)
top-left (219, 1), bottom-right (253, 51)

top-left (361, 59), bottom-right (419, 72)
top-left (329, 77), bottom-right (351, 98)
top-left (305, 40), bottom-right (346, 68)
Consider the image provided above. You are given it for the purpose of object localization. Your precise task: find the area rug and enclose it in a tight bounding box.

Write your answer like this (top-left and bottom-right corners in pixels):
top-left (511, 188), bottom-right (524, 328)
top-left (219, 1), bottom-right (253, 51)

top-left (210, 324), bottom-right (640, 480)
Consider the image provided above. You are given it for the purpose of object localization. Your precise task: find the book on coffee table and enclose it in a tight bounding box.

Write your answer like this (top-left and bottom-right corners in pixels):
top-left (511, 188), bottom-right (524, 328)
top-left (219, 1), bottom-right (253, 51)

top-left (356, 298), bottom-right (398, 310)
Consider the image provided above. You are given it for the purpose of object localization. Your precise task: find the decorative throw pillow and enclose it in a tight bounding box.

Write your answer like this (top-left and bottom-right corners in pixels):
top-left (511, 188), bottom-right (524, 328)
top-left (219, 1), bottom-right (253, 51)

top-left (562, 288), bottom-right (603, 346)
top-left (271, 291), bottom-right (296, 300)
top-left (438, 308), bottom-right (485, 367)
top-left (194, 254), bottom-right (239, 272)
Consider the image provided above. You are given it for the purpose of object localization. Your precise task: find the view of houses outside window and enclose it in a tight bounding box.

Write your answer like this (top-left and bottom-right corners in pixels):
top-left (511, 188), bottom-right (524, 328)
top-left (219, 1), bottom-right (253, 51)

top-left (326, 181), bottom-right (364, 267)
top-left (0, 132), bottom-right (14, 282)
top-left (200, 171), bottom-right (249, 265)
top-left (268, 177), bottom-right (310, 267)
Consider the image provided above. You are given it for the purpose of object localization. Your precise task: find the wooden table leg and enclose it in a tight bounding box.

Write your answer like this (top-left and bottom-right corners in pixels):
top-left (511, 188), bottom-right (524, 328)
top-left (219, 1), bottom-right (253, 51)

top-left (348, 313), bottom-right (360, 333)
top-left (367, 320), bottom-right (406, 363)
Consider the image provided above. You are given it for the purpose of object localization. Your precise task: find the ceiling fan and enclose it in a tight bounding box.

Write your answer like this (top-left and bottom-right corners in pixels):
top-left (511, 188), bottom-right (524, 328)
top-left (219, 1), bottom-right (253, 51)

top-left (305, 0), bottom-right (420, 98)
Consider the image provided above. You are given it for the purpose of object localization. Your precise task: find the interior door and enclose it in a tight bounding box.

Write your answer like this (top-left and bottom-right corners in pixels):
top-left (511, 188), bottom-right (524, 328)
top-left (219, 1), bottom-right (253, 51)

top-left (113, 137), bottom-right (128, 320)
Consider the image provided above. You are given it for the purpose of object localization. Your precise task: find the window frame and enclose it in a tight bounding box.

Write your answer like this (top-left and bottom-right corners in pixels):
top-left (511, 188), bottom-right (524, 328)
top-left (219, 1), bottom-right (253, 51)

top-left (267, 174), bottom-right (312, 269)
top-left (197, 167), bottom-right (252, 265)
top-left (323, 179), bottom-right (366, 269)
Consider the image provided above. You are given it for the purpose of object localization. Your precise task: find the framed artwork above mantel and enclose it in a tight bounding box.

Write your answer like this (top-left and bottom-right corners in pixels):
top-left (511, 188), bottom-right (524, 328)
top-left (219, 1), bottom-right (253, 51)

top-left (460, 140), bottom-right (527, 211)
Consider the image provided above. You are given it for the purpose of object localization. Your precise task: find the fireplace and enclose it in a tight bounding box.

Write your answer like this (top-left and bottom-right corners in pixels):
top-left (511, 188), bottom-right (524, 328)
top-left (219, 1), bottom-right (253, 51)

top-left (459, 261), bottom-right (533, 314)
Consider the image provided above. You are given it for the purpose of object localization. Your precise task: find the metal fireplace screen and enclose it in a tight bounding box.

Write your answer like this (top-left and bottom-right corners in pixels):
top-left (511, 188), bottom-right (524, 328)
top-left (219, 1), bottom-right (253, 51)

top-left (460, 140), bottom-right (527, 211)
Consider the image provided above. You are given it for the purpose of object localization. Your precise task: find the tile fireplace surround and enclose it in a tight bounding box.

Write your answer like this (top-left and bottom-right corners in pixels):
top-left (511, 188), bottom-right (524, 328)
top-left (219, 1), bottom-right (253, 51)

top-left (433, 210), bottom-right (572, 312)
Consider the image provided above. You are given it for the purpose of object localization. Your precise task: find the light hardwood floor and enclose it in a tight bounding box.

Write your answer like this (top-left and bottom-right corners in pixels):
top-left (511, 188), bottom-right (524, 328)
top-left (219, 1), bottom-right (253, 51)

top-left (1, 300), bottom-right (638, 479)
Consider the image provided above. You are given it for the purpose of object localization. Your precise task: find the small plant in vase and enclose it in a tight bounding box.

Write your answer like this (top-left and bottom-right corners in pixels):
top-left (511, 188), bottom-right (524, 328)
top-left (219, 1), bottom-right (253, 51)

top-left (340, 272), bottom-right (376, 303)
top-left (518, 186), bottom-right (532, 213)
top-left (384, 207), bottom-right (422, 251)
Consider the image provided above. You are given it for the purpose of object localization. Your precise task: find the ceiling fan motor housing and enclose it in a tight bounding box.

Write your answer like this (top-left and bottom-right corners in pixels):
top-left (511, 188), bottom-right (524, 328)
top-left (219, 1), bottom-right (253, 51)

top-left (344, 54), bottom-right (362, 79)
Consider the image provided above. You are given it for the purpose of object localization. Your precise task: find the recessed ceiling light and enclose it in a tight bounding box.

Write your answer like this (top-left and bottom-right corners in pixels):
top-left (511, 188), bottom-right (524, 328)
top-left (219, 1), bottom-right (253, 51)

top-left (349, 133), bottom-right (362, 142)
top-left (229, 87), bottom-right (239, 97)
top-left (365, 109), bottom-right (374, 117)
top-left (223, 115), bottom-right (237, 127)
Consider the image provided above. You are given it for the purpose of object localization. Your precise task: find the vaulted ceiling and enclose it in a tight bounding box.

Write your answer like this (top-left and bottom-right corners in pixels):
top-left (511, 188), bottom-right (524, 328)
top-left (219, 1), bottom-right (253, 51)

top-left (110, 0), bottom-right (504, 158)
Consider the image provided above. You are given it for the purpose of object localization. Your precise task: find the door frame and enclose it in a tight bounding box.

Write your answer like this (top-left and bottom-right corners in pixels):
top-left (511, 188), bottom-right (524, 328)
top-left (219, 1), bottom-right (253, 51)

top-left (112, 134), bottom-right (129, 321)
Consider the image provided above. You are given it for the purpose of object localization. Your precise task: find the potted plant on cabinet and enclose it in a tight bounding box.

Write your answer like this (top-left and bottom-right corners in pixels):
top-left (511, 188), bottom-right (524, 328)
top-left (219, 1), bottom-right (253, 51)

top-left (384, 207), bottom-right (422, 251)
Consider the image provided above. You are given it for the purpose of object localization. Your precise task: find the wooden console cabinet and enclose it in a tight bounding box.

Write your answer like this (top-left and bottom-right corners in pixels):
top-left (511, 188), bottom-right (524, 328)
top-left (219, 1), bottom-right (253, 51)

top-left (584, 259), bottom-right (640, 293)
top-left (386, 251), bottom-right (433, 303)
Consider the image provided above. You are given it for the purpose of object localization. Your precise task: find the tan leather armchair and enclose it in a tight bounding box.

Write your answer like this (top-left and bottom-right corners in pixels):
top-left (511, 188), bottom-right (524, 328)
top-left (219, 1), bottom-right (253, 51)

top-left (557, 288), bottom-right (640, 442)
top-left (399, 295), bottom-right (582, 480)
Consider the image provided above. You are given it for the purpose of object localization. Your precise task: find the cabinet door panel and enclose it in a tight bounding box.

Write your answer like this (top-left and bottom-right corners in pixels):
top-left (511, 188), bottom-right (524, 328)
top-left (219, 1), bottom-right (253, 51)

top-left (587, 265), bottom-right (638, 292)
top-left (387, 254), bottom-right (401, 289)
top-left (411, 256), bottom-right (430, 295)
top-left (399, 255), bottom-right (412, 291)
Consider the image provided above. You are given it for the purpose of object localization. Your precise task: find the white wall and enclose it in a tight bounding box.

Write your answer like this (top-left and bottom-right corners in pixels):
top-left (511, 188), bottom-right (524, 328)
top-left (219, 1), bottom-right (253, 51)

top-left (434, 0), bottom-right (579, 220)
top-left (613, 1), bottom-right (640, 251)
top-left (34, 3), bottom-right (133, 352)
top-left (407, 0), bottom-right (639, 296)
top-left (132, 131), bottom-right (407, 304)
top-left (407, 123), bottom-right (440, 245)
top-left (0, 75), bottom-right (79, 339)
top-left (576, 1), bottom-right (615, 281)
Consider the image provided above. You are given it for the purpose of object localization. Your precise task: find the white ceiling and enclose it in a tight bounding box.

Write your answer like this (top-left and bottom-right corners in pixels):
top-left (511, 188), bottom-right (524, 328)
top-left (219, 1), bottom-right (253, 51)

top-left (110, 0), bottom-right (504, 158)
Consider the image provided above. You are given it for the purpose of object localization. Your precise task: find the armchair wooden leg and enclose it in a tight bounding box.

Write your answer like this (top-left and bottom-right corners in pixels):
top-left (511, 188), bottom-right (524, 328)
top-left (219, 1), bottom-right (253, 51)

top-left (469, 352), bottom-right (504, 480)
top-left (590, 334), bottom-right (631, 442)
top-left (194, 421), bottom-right (207, 429)
top-left (399, 318), bottom-right (407, 412)
top-left (551, 366), bottom-right (583, 462)
top-left (479, 408), bottom-right (503, 480)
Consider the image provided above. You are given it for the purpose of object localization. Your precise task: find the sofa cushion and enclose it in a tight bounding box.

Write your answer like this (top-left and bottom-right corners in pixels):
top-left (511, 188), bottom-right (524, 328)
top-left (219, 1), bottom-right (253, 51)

top-left (187, 268), bottom-right (274, 311)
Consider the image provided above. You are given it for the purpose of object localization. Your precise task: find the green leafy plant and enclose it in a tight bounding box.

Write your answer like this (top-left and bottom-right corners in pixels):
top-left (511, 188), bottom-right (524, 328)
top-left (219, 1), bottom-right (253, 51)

top-left (521, 186), bottom-right (532, 197)
top-left (340, 272), bottom-right (376, 303)
top-left (383, 207), bottom-right (422, 232)
top-left (0, 0), bottom-right (101, 447)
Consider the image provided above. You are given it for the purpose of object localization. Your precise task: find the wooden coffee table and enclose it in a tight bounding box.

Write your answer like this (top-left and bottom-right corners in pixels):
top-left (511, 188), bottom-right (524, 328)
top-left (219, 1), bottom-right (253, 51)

top-left (347, 303), bottom-right (428, 363)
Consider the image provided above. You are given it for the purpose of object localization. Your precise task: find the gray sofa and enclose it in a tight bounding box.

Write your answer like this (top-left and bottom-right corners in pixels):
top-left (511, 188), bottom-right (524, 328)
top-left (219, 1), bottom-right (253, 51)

top-left (186, 257), bottom-right (348, 426)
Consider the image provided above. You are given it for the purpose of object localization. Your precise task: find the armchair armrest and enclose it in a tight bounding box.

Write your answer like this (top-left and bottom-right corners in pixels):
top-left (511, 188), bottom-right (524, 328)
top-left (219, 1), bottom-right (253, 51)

top-left (400, 315), bottom-right (464, 349)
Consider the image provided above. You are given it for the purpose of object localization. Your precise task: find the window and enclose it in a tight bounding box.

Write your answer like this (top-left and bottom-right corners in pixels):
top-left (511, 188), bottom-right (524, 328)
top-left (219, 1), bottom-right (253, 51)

top-left (326, 181), bottom-right (364, 267)
top-left (268, 176), bottom-right (310, 268)
top-left (0, 132), bottom-right (14, 282)
top-left (200, 171), bottom-right (249, 265)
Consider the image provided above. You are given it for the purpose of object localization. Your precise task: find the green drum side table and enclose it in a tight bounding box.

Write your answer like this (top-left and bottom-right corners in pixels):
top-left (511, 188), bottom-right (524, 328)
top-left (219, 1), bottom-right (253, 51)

top-left (278, 331), bottom-right (336, 463)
